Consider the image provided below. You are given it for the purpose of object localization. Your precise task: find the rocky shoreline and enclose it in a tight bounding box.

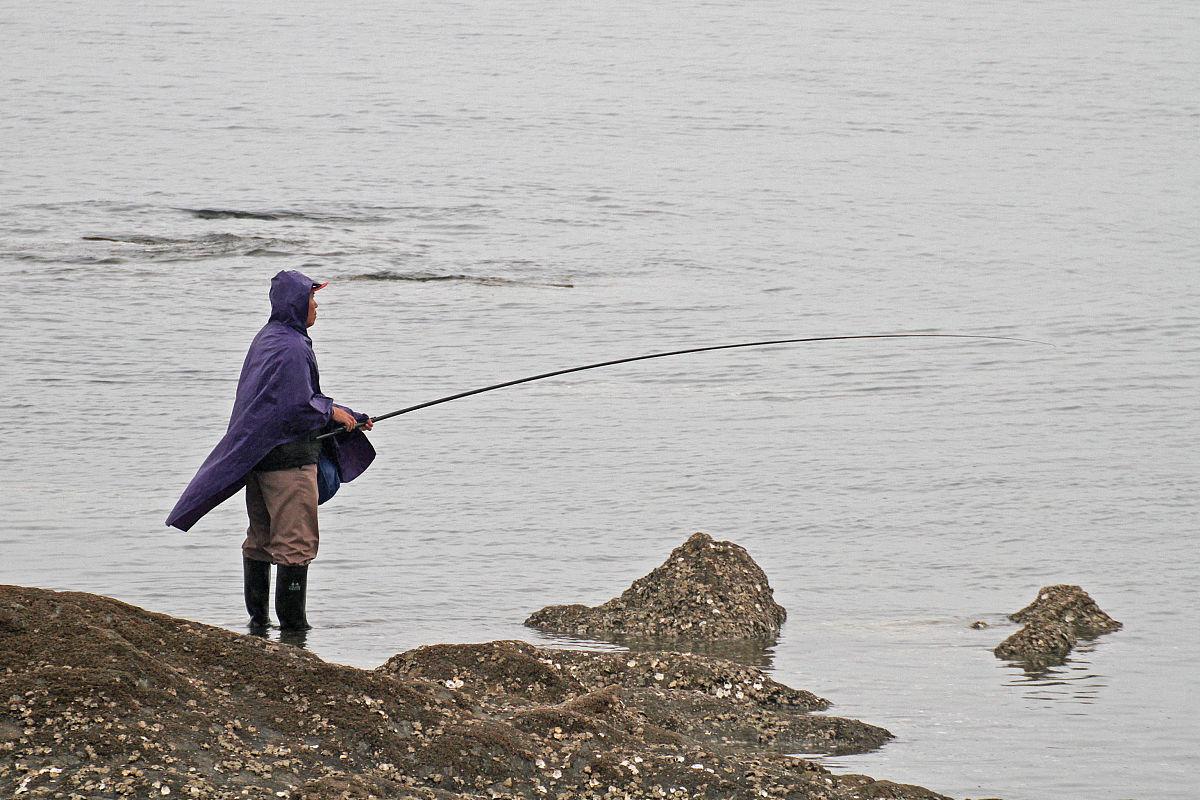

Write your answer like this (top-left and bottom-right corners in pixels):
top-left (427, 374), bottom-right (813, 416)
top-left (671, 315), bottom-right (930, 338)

top-left (1, 585), bottom-right (946, 800)
top-left (3, 533), bottom-right (1123, 799)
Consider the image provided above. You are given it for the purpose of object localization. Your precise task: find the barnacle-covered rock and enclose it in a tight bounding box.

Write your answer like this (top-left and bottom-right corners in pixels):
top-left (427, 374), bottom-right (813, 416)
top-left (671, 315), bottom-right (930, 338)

top-left (381, 640), bottom-right (890, 758)
top-left (0, 584), bottom-right (946, 799)
top-left (994, 584), bottom-right (1122, 668)
top-left (525, 532), bottom-right (787, 640)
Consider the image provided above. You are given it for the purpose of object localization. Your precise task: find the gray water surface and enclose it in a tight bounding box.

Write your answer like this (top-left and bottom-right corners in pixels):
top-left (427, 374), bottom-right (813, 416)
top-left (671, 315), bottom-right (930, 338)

top-left (2, 2), bottom-right (1198, 798)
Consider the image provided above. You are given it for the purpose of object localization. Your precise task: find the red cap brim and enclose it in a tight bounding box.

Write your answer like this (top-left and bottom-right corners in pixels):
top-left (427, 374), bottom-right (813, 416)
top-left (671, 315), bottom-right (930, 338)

top-left (312, 281), bottom-right (329, 292)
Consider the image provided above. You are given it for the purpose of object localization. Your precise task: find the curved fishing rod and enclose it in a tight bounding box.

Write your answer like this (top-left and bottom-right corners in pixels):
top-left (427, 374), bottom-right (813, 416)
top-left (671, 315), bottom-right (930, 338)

top-left (317, 332), bottom-right (1050, 440)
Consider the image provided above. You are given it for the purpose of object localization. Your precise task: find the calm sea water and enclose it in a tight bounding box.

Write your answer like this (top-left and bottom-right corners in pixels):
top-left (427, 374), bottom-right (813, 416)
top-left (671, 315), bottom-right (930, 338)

top-left (2, 2), bottom-right (1197, 797)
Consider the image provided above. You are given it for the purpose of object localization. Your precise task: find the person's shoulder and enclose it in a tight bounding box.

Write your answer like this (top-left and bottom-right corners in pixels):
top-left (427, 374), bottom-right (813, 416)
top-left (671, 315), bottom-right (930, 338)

top-left (254, 320), bottom-right (310, 341)
top-left (250, 324), bottom-right (311, 356)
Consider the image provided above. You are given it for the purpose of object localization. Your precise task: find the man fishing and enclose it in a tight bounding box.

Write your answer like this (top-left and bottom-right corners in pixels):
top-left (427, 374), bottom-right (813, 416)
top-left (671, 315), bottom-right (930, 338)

top-left (166, 269), bottom-right (376, 633)
top-left (165, 279), bottom-right (1038, 633)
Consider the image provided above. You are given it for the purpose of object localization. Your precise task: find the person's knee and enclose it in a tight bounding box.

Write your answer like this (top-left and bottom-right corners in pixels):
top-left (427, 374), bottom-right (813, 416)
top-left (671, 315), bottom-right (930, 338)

top-left (270, 538), bottom-right (318, 567)
top-left (242, 543), bottom-right (273, 562)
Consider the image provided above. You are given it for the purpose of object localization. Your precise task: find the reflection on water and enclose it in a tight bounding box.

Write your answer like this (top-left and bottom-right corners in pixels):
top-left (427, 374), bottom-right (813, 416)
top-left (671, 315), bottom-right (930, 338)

top-left (277, 628), bottom-right (311, 650)
top-left (244, 622), bottom-right (310, 650)
top-left (528, 630), bottom-right (778, 670)
top-left (619, 635), bottom-right (778, 671)
top-left (1001, 643), bottom-right (1109, 706)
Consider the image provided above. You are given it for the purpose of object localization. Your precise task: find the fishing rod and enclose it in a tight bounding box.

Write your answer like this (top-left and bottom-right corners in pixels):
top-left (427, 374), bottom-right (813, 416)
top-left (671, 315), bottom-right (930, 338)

top-left (316, 333), bottom-right (1050, 440)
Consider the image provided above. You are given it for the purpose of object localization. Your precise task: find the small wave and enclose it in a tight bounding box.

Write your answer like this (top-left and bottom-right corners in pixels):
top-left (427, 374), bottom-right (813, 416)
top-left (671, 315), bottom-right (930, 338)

top-left (83, 234), bottom-right (186, 245)
top-left (394, 204), bottom-right (495, 221)
top-left (183, 208), bottom-right (289, 221)
top-left (26, 200), bottom-right (152, 214)
top-left (415, 222), bottom-right (488, 232)
top-left (6, 252), bottom-right (129, 266)
top-left (345, 270), bottom-right (572, 288)
top-left (79, 232), bottom-right (305, 261)
top-left (178, 207), bottom-right (389, 223)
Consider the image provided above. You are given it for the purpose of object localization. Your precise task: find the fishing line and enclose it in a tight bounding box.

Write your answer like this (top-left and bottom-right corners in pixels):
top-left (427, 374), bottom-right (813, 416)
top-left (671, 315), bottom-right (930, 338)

top-left (317, 332), bottom-right (1050, 440)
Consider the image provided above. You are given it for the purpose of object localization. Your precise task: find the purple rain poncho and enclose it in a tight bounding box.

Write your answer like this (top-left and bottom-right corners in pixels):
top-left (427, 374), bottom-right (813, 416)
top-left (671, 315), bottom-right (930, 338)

top-left (166, 270), bottom-right (375, 532)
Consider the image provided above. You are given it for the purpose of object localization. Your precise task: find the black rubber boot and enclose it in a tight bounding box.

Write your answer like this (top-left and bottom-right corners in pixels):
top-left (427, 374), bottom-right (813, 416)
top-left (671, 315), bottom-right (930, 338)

top-left (275, 564), bottom-right (312, 631)
top-left (243, 558), bottom-right (271, 631)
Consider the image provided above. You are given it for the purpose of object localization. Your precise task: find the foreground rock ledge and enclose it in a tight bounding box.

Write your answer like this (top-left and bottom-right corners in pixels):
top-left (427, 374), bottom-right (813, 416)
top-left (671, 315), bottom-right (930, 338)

top-left (994, 584), bottom-right (1122, 669)
top-left (0, 585), bottom-right (949, 800)
top-left (525, 532), bottom-right (787, 641)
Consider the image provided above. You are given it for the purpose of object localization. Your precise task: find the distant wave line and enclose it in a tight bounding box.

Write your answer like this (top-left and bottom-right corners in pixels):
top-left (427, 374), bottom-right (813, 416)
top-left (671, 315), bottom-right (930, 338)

top-left (178, 207), bottom-right (390, 223)
top-left (345, 271), bottom-right (573, 288)
top-left (82, 233), bottom-right (303, 247)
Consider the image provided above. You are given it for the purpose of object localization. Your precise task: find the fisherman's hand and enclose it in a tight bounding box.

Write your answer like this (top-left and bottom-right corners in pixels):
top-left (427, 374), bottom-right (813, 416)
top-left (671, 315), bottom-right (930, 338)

top-left (362, 417), bottom-right (374, 431)
top-left (331, 406), bottom-right (358, 433)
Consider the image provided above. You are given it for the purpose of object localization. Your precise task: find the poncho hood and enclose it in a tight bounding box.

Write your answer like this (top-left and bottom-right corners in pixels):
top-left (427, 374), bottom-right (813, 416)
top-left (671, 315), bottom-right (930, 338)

top-left (269, 269), bottom-right (315, 332)
top-left (166, 270), bottom-right (374, 532)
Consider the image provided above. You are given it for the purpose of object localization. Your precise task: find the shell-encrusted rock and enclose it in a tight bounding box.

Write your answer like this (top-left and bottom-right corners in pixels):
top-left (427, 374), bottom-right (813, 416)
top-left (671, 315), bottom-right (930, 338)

top-left (0, 583), bottom-right (943, 800)
top-left (1008, 584), bottom-right (1121, 636)
top-left (524, 532), bottom-right (786, 640)
top-left (994, 620), bottom-right (1076, 665)
top-left (994, 584), bottom-right (1121, 668)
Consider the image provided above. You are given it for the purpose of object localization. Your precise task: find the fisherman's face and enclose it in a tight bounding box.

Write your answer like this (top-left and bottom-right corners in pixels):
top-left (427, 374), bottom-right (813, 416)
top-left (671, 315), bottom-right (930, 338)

top-left (306, 292), bottom-right (318, 327)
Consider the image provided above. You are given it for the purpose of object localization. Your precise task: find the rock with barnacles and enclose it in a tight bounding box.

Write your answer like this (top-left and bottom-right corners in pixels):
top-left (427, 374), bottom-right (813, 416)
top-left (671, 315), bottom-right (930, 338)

top-left (994, 584), bottom-right (1121, 668)
top-left (380, 640), bottom-right (894, 757)
top-left (524, 531), bottom-right (787, 640)
top-left (0, 584), bottom-right (946, 800)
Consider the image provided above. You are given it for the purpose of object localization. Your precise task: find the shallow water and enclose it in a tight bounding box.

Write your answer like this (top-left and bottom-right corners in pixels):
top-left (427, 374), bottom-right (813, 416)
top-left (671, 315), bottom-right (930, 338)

top-left (1, 1), bottom-right (1198, 797)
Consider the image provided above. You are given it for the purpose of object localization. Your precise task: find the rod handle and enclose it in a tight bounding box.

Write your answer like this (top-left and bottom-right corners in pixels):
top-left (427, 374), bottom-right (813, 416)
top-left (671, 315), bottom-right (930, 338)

top-left (315, 419), bottom-right (371, 441)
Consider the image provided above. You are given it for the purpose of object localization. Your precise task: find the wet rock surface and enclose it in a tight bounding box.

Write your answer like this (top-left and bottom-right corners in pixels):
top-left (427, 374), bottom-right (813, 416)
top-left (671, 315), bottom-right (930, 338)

top-left (380, 640), bottom-right (893, 757)
top-left (1, 585), bottom-right (946, 800)
top-left (994, 584), bottom-right (1122, 668)
top-left (525, 532), bottom-right (787, 640)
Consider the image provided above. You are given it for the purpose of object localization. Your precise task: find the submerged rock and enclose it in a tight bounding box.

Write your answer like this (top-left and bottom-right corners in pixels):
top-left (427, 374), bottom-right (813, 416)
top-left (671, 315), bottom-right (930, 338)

top-left (994, 584), bottom-right (1122, 668)
top-left (525, 532), bottom-right (787, 640)
top-left (0, 585), bottom-right (947, 800)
